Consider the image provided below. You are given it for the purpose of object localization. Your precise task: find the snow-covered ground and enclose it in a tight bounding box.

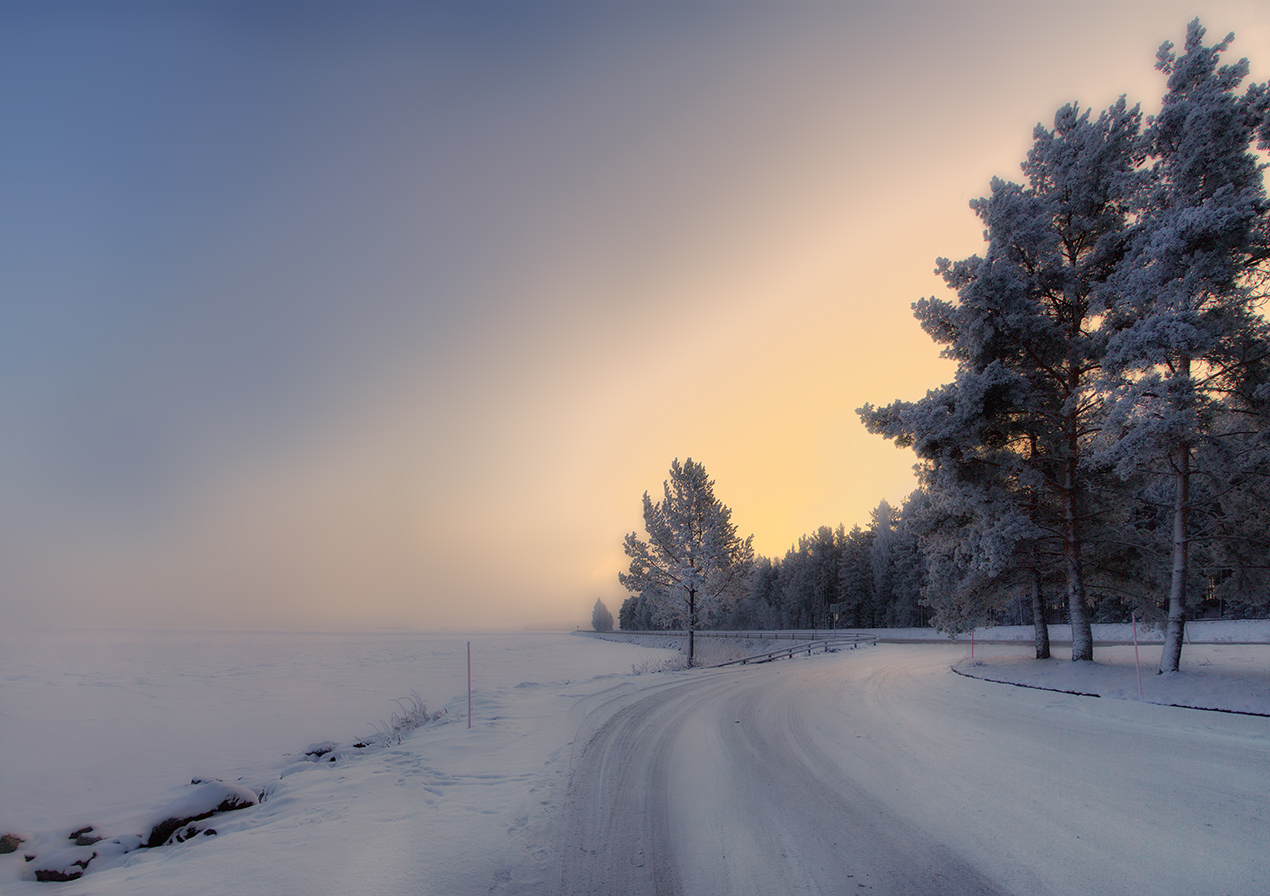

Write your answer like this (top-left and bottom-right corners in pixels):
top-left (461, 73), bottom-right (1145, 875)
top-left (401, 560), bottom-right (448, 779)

top-left (953, 642), bottom-right (1270, 715)
top-left (0, 628), bottom-right (678, 893)
top-left (3, 625), bottom-right (1268, 894)
top-left (866, 618), bottom-right (1270, 644)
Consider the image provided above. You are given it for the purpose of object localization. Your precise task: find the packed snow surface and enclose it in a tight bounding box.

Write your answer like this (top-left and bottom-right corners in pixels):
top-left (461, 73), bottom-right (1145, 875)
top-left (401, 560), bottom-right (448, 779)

top-left (2, 626), bottom-right (1268, 894)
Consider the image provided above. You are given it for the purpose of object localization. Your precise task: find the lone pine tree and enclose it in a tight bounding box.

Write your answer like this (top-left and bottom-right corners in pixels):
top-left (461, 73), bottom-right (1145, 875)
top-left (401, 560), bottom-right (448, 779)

top-left (619, 458), bottom-right (754, 667)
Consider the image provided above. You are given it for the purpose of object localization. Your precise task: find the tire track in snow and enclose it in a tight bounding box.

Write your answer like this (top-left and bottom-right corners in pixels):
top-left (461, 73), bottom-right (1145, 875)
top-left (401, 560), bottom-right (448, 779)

top-left (551, 659), bottom-right (1004, 895)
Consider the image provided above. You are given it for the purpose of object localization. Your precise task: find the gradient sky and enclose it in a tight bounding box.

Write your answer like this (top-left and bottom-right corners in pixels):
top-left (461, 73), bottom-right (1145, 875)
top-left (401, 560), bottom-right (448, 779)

top-left (3, 1), bottom-right (1267, 631)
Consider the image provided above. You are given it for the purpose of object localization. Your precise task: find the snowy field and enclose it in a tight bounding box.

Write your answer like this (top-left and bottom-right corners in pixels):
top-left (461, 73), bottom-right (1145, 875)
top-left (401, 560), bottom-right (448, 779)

top-left (3, 626), bottom-right (1269, 894)
top-left (0, 628), bottom-right (678, 892)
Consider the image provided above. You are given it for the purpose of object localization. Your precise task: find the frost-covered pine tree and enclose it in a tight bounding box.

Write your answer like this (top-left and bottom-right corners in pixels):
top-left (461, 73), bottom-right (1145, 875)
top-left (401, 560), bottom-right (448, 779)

top-left (1100, 20), bottom-right (1270, 673)
top-left (862, 98), bottom-right (1142, 660)
top-left (867, 499), bottom-right (928, 628)
top-left (837, 525), bottom-right (877, 627)
top-left (867, 500), bottom-right (902, 622)
top-left (811, 525), bottom-right (849, 627)
top-left (777, 525), bottom-right (848, 629)
top-left (908, 440), bottom-right (1049, 649)
top-left (591, 598), bottom-right (614, 632)
top-left (780, 540), bottom-right (813, 628)
top-left (619, 458), bottom-right (755, 666)
top-left (618, 594), bottom-right (658, 631)
top-left (1194, 413), bottom-right (1270, 617)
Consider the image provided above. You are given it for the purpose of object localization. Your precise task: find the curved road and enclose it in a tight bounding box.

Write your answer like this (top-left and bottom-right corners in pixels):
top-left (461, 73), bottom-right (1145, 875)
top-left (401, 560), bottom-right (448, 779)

top-left (550, 644), bottom-right (1270, 895)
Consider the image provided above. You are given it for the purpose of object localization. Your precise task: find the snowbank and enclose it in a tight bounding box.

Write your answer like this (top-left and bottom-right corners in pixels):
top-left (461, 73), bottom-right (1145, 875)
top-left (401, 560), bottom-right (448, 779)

top-left (579, 630), bottom-right (689, 651)
top-left (836, 618), bottom-right (1270, 644)
top-left (952, 642), bottom-right (1270, 715)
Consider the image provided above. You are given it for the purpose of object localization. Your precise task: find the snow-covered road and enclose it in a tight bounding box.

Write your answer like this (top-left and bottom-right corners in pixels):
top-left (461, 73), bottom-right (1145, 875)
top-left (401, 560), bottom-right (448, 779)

top-left (550, 644), bottom-right (1270, 895)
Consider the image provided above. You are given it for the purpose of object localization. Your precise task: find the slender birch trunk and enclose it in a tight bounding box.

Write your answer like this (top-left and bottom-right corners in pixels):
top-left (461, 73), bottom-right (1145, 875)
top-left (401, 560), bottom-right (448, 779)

top-left (1030, 564), bottom-right (1051, 660)
top-left (687, 587), bottom-right (697, 668)
top-left (1026, 458), bottom-right (1050, 660)
top-left (1064, 415), bottom-right (1094, 661)
top-left (1159, 439), bottom-right (1190, 673)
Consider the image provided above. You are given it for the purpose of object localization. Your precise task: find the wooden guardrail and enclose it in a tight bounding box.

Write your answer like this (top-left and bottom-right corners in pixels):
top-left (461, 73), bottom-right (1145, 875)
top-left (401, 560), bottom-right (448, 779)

top-left (618, 629), bottom-right (879, 648)
top-left (705, 637), bottom-right (876, 667)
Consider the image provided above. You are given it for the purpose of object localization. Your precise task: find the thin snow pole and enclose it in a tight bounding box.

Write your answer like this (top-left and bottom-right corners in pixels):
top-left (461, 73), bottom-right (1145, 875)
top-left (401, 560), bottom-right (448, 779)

top-left (1132, 612), bottom-right (1142, 696)
top-left (467, 641), bottom-right (472, 729)
top-left (970, 628), bottom-right (975, 661)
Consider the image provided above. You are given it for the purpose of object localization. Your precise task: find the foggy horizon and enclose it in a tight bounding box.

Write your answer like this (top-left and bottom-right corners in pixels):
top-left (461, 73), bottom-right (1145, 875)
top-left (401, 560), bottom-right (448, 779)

top-left (4, 1), bottom-right (1267, 632)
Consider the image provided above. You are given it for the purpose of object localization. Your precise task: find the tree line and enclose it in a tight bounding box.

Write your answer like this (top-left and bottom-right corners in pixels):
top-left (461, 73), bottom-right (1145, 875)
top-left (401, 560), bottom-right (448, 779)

top-left (618, 500), bottom-right (931, 635)
top-left (617, 22), bottom-right (1270, 672)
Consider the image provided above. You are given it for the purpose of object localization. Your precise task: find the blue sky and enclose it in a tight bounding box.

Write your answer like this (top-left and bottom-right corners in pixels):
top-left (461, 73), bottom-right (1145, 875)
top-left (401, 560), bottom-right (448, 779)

top-left (3, 1), bottom-right (1266, 630)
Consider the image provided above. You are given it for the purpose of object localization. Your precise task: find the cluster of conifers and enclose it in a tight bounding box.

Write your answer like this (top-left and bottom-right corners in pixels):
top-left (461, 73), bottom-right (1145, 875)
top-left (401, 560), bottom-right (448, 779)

top-left (619, 21), bottom-right (1270, 676)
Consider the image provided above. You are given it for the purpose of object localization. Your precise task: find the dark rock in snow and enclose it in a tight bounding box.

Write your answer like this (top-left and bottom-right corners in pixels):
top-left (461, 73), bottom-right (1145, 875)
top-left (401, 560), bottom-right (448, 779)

top-left (74, 833), bottom-right (103, 846)
top-left (0, 832), bottom-right (24, 854)
top-left (68, 826), bottom-right (94, 841)
top-left (35, 869), bottom-right (84, 883)
top-left (170, 824), bottom-right (201, 843)
top-left (28, 846), bottom-right (96, 882)
top-left (23, 835), bottom-right (142, 883)
top-left (143, 780), bottom-right (258, 849)
top-left (163, 822), bottom-right (219, 844)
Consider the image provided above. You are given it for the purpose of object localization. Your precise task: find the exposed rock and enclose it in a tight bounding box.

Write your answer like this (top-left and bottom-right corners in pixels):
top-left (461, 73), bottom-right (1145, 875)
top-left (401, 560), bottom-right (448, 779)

top-left (143, 780), bottom-right (258, 849)
top-left (162, 823), bottom-right (219, 845)
top-left (28, 846), bottom-right (96, 883)
top-left (35, 869), bottom-right (84, 883)
top-left (74, 833), bottom-right (103, 846)
top-left (0, 832), bottom-right (24, 854)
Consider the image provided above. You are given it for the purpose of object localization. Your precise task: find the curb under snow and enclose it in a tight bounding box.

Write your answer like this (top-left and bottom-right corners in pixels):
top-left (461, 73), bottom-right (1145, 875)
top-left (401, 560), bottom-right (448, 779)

top-left (950, 664), bottom-right (1270, 718)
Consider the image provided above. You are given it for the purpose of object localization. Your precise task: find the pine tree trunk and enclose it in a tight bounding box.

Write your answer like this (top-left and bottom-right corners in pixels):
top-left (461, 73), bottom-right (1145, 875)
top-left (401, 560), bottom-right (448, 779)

top-left (1030, 565), bottom-right (1051, 660)
top-left (1066, 554), bottom-right (1092, 661)
top-left (1160, 441), bottom-right (1190, 673)
top-left (1027, 452), bottom-right (1051, 660)
top-left (1063, 426), bottom-right (1094, 661)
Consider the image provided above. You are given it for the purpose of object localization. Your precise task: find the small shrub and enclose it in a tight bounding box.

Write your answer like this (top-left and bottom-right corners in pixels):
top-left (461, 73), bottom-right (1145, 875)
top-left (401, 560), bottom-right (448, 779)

top-left (368, 691), bottom-right (445, 746)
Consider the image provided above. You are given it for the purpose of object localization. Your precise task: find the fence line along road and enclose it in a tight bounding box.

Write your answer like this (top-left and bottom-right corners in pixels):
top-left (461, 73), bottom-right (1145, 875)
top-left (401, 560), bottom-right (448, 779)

top-left (706, 639), bottom-right (878, 668)
top-left (616, 629), bottom-right (879, 648)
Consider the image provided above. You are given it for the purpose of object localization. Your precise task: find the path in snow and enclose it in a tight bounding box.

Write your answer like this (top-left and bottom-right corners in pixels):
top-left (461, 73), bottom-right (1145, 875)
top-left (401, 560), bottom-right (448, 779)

top-left (548, 644), bottom-right (1270, 896)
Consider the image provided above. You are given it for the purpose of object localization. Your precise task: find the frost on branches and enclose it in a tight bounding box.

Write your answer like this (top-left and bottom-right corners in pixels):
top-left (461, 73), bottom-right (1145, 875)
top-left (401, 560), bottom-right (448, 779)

top-left (860, 19), bottom-right (1270, 668)
top-left (861, 99), bottom-right (1142, 661)
top-left (1098, 20), bottom-right (1270, 673)
top-left (619, 458), bottom-right (754, 666)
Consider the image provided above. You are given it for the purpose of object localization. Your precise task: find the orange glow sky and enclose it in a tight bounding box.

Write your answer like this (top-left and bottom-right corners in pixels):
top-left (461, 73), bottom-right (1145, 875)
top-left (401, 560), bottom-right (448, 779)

top-left (3, 2), bottom-right (1267, 630)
